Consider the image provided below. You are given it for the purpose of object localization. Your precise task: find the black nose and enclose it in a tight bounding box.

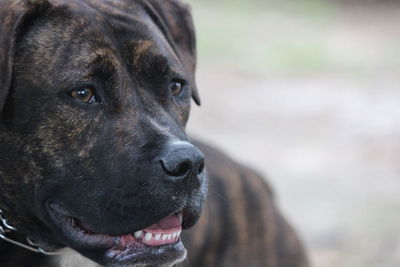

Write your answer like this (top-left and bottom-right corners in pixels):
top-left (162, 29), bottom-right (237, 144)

top-left (160, 142), bottom-right (205, 182)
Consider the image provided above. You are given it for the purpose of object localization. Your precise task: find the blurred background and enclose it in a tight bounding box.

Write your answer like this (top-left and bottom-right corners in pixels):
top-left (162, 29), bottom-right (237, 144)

top-left (184, 0), bottom-right (400, 266)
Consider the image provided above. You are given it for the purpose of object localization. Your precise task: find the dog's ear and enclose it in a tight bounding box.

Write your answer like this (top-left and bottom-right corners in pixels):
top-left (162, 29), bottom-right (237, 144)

top-left (144, 0), bottom-right (201, 105)
top-left (0, 0), bottom-right (49, 116)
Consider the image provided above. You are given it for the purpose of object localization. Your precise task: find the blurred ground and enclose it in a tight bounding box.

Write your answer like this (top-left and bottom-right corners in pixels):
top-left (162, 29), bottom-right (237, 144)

top-left (184, 1), bottom-right (400, 266)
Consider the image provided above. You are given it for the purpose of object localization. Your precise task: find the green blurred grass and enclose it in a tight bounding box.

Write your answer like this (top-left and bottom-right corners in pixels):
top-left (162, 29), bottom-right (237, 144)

top-left (186, 0), bottom-right (399, 76)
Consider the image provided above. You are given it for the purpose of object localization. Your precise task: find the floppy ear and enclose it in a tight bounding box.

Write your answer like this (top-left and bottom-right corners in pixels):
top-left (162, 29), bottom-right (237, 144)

top-left (0, 0), bottom-right (49, 116)
top-left (144, 0), bottom-right (201, 105)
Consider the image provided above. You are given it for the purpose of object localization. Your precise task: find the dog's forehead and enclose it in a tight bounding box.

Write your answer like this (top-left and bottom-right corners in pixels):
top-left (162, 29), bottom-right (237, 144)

top-left (21, 0), bottom-right (182, 80)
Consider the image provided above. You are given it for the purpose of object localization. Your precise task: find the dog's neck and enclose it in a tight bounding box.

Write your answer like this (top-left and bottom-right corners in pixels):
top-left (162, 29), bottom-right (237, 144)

top-left (56, 248), bottom-right (100, 267)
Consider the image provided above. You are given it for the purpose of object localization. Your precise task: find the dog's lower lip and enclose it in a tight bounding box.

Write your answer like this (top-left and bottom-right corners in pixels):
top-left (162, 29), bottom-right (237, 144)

top-left (47, 202), bottom-right (184, 251)
top-left (47, 203), bottom-right (114, 248)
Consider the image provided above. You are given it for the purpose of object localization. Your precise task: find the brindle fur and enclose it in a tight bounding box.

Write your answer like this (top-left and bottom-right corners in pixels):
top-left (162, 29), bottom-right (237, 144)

top-left (0, 0), bottom-right (308, 266)
top-left (181, 142), bottom-right (309, 267)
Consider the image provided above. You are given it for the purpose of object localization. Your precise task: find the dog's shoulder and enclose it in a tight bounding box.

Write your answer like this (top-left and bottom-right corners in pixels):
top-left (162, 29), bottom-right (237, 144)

top-left (192, 139), bottom-right (275, 198)
top-left (183, 139), bottom-right (309, 267)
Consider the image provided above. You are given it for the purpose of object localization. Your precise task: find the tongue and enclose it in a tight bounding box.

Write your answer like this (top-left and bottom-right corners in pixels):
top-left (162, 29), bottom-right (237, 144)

top-left (143, 214), bottom-right (181, 234)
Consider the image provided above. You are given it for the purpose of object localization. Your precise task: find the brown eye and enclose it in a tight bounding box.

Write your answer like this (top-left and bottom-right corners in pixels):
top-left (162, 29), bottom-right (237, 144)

top-left (169, 80), bottom-right (184, 96)
top-left (70, 87), bottom-right (96, 103)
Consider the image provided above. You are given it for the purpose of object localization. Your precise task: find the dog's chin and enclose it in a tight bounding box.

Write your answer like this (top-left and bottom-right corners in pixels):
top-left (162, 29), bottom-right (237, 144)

top-left (45, 202), bottom-right (191, 266)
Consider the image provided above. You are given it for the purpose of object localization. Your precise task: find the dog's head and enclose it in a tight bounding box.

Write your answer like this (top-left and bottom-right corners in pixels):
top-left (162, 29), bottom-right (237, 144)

top-left (0, 0), bottom-right (207, 266)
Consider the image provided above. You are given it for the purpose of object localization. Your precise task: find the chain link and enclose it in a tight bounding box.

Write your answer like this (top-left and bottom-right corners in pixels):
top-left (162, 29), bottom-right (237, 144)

top-left (0, 209), bottom-right (60, 255)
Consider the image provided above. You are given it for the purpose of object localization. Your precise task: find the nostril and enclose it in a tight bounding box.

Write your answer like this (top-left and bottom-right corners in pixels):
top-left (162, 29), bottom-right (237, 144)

top-left (160, 159), bottom-right (192, 177)
top-left (175, 161), bottom-right (192, 177)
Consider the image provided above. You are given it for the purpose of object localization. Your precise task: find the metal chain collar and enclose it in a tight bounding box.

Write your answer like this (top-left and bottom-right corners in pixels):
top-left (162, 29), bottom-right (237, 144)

top-left (0, 209), bottom-right (59, 255)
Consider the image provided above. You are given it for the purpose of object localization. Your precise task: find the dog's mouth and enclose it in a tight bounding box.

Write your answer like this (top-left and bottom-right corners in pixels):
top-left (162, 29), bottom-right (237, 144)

top-left (47, 203), bottom-right (186, 264)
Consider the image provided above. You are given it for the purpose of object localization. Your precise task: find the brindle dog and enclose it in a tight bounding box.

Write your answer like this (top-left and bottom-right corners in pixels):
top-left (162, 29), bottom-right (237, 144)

top-left (0, 0), bottom-right (308, 266)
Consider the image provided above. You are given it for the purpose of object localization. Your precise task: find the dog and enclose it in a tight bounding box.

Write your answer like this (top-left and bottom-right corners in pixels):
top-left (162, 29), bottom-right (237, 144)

top-left (0, 0), bottom-right (308, 266)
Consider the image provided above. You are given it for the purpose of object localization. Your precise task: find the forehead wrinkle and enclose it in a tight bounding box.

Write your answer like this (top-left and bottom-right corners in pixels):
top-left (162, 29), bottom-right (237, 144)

top-left (126, 11), bottom-right (182, 70)
top-left (70, 1), bottom-right (184, 77)
top-left (90, 48), bottom-right (121, 70)
top-left (45, 0), bottom-right (181, 68)
top-left (75, 56), bottom-right (117, 84)
top-left (139, 0), bottom-right (183, 63)
top-left (49, 41), bottom-right (121, 85)
top-left (130, 39), bottom-right (155, 66)
top-left (147, 21), bottom-right (181, 67)
top-left (128, 39), bottom-right (183, 77)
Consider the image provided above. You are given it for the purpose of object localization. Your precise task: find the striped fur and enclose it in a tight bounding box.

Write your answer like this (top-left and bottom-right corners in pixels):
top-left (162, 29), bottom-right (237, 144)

top-left (180, 141), bottom-right (309, 267)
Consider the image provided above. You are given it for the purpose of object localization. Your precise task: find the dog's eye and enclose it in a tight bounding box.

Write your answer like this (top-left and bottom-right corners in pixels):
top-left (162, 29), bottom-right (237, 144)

top-left (169, 80), bottom-right (185, 96)
top-left (70, 87), bottom-right (97, 104)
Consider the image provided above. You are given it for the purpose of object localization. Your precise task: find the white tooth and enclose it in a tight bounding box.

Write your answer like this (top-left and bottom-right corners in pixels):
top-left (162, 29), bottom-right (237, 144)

top-left (154, 234), bottom-right (161, 240)
top-left (144, 232), bottom-right (152, 241)
top-left (177, 230), bottom-right (182, 237)
top-left (134, 230), bottom-right (143, 239)
top-left (162, 234), bottom-right (168, 241)
top-left (166, 234), bottom-right (172, 240)
top-left (178, 213), bottom-right (183, 224)
top-left (172, 233), bottom-right (177, 239)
